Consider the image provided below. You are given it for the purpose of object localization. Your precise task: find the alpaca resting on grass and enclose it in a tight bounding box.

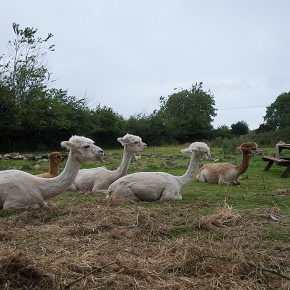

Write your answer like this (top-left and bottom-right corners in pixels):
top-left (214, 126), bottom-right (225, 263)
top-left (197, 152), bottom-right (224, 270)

top-left (36, 152), bottom-right (64, 178)
top-left (105, 142), bottom-right (210, 202)
top-left (69, 133), bottom-right (147, 192)
top-left (0, 136), bottom-right (104, 210)
top-left (196, 142), bottom-right (261, 185)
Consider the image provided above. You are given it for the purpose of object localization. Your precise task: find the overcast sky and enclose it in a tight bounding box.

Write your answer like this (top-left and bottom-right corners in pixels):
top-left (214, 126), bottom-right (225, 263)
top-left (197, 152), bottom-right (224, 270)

top-left (1, 0), bottom-right (290, 130)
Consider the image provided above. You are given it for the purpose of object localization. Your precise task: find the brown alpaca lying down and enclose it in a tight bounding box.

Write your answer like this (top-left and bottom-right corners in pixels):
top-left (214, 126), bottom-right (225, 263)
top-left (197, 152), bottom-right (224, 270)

top-left (196, 142), bottom-right (261, 185)
top-left (37, 152), bottom-right (64, 178)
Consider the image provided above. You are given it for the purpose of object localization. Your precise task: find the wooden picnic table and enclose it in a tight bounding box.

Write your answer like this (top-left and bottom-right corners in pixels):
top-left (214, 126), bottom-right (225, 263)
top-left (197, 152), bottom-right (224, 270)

top-left (262, 143), bottom-right (290, 178)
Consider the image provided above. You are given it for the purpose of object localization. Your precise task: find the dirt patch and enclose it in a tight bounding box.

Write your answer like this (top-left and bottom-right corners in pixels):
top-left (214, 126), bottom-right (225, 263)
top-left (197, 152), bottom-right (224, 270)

top-left (0, 253), bottom-right (55, 289)
top-left (0, 199), bottom-right (289, 289)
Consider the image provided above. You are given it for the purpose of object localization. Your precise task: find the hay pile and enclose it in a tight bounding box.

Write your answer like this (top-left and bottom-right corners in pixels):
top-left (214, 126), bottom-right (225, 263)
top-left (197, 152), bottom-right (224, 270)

top-left (0, 198), bottom-right (289, 289)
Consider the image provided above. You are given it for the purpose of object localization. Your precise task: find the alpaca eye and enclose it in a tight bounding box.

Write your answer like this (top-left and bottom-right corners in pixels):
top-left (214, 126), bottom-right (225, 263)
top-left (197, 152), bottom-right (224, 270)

top-left (83, 145), bottom-right (90, 149)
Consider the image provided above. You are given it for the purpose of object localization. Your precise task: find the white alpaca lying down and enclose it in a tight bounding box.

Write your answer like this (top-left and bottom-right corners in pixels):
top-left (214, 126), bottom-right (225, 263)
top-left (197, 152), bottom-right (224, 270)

top-left (105, 142), bottom-right (211, 202)
top-left (68, 133), bottom-right (147, 192)
top-left (196, 142), bottom-right (261, 185)
top-left (0, 136), bottom-right (104, 210)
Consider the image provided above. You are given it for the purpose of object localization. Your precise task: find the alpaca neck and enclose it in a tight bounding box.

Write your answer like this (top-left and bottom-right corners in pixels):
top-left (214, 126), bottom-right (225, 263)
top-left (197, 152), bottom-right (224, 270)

top-left (236, 151), bottom-right (251, 175)
top-left (178, 153), bottom-right (200, 188)
top-left (113, 148), bottom-right (132, 177)
top-left (49, 161), bottom-right (59, 176)
top-left (42, 151), bottom-right (81, 199)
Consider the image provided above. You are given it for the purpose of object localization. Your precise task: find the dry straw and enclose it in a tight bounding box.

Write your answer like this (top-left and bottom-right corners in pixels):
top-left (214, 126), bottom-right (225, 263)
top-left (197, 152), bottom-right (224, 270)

top-left (0, 197), bottom-right (289, 289)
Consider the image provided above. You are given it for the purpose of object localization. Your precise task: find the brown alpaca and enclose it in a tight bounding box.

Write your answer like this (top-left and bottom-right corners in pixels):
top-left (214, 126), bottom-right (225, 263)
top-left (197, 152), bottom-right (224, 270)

top-left (196, 142), bottom-right (261, 185)
top-left (37, 152), bottom-right (64, 178)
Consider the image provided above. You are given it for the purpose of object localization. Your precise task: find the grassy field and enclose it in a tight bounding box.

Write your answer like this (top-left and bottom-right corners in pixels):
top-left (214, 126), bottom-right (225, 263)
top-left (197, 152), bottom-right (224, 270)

top-left (0, 144), bottom-right (290, 289)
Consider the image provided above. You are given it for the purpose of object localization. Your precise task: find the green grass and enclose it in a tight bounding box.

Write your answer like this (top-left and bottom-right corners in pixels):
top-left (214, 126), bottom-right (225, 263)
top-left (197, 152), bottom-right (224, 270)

top-left (1, 144), bottom-right (289, 219)
top-left (58, 190), bottom-right (99, 207)
top-left (128, 146), bottom-right (290, 218)
top-left (262, 228), bottom-right (289, 241)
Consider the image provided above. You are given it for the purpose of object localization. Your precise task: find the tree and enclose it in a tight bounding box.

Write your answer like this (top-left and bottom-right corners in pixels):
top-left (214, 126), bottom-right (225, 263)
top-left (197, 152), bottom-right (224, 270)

top-left (263, 92), bottom-right (290, 130)
top-left (126, 114), bottom-right (150, 138)
top-left (0, 85), bottom-right (18, 137)
top-left (158, 82), bottom-right (216, 142)
top-left (214, 125), bottom-right (233, 139)
top-left (0, 23), bottom-right (57, 150)
top-left (231, 121), bottom-right (249, 136)
top-left (0, 23), bottom-right (55, 97)
top-left (38, 89), bottom-right (94, 146)
top-left (90, 105), bottom-right (126, 147)
top-left (0, 23), bottom-right (94, 151)
top-left (125, 112), bottom-right (175, 146)
top-left (255, 123), bottom-right (272, 133)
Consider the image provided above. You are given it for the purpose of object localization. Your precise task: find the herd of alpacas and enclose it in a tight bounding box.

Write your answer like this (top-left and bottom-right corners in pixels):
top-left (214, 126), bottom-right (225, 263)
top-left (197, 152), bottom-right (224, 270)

top-left (0, 134), bottom-right (261, 210)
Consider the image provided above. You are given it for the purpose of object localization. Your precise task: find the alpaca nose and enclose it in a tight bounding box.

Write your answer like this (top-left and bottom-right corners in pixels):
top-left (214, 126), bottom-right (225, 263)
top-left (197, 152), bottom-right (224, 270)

top-left (96, 149), bottom-right (104, 160)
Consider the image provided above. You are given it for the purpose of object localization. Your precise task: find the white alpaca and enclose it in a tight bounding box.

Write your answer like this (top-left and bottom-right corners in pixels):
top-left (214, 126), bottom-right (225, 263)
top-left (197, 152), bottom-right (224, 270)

top-left (69, 133), bottom-right (147, 192)
top-left (105, 142), bottom-right (210, 202)
top-left (197, 142), bottom-right (261, 185)
top-left (0, 136), bottom-right (104, 210)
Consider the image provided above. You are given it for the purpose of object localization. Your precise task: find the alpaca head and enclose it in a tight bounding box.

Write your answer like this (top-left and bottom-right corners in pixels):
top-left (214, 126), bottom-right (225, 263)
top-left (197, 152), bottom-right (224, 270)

top-left (48, 152), bottom-right (64, 164)
top-left (237, 142), bottom-right (261, 155)
top-left (181, 142), bottom-right (211, 160)
top-left (61, 135), bottom-right (104, 162)
top-left (117, 133), bottom-right (147, 153)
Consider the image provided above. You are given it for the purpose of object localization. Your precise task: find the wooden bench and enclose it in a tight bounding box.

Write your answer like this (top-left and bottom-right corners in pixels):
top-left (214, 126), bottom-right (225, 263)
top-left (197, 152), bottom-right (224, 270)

top-left (262, 156), bottom-right (290, 178)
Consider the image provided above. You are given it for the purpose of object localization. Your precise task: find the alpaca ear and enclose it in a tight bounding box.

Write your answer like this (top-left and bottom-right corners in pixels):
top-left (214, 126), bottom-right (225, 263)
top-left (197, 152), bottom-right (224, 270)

top-left (61, 141), bottom-right (76, 150)
top-left (181, 148), bottom-right (191, 154)
top-left (182, 148), bottom-right (199, 154)
top-left (117, 137), bottom-right (128, 146)
top-left (117, 137), bottom-right (124, 144)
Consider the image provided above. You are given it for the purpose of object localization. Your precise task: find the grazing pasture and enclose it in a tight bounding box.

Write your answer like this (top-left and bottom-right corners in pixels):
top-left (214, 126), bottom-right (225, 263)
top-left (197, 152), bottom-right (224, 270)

top-left (0, 144), bottom-right (290, 289)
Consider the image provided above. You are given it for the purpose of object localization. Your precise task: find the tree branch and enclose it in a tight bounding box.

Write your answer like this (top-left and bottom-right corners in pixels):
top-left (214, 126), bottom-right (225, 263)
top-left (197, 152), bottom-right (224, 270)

top-left (248, 262), bottom-right (290, 281)
top-left (63, 260), bottom-right (117, 289)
